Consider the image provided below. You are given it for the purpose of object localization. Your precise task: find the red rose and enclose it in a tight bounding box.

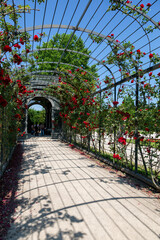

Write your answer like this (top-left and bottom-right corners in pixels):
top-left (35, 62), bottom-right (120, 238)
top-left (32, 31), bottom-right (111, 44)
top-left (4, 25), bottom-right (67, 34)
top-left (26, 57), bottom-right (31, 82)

top-left (131, 80), bottom-right (134, 83)
top-left (82, 136), bottom-right (87, 139)
top-left (14, 43), bottom-right (21, 49)
top-left (113, 154), bottom-right (121, 160)
top-left (137, 49), bottom-right (141, 54)
top-left (26, 49), bottom-right (30, 53)
top-left (3, 45), bottom-right (12, 52)
top-left (147, 3), bottom-right (151, 7)
top-left (113, 101), bottom-right (119, 105)
top-left (0, 95), bottom-right (8, 107)
top-left (145, 127), bottom-right (149, 132)
top-left (14, 114), bottom-right (21, 119)
top-left (140, 4), bottom-right (144, 8)
top-left (20, 38), bottom-right (24, 45)
top-left (118, 137), bottom-right (126, 145)
top-left (146, 148), bottom-right (150, 153)
top-left (149, 72), bottom-right (152, 76)
top-left (149, 53), bottom-right (153, 58)
top-left (144, 83), bottom-right (149, 88)
top-left (13, 54), bottom-right (22, 65)
top-left (33, 35), bottom-right (39, 41)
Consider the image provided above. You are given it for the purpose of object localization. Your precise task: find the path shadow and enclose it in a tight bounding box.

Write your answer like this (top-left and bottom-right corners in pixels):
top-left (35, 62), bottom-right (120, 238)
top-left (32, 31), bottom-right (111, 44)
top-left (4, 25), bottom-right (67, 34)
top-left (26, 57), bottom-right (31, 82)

top-left (6, 193), bottom-right (85, 240)
top-left (0, 143), bottom-right (24, 238)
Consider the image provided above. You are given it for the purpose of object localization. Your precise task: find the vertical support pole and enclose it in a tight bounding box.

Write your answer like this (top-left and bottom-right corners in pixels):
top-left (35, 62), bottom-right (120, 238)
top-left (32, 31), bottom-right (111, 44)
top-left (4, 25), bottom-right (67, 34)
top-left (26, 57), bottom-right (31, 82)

top-left (88, 133), bottom-right (90, 152)
top-left (99, 91), bottom-right (102, 154)
top-left (70, 126), bottom-right (72, 143)
top-left (51, 107), bottom-right (55, 138)
top-left (61, 120), bottom-right (64, 140)
top-left (75, 130), bottom-right (76, 144)
top-left (25, 108), bottom-right (28, 137)
top-left (135, 73), bottom-right (139, 173)
top-left (114, 85), bottom-right (116, 156)
top-left (45, 108), bottom-right (48, 129)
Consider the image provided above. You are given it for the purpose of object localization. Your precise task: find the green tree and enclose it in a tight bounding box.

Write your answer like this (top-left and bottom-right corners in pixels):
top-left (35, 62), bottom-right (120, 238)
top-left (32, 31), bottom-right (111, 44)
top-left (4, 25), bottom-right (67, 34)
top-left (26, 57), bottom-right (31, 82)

top-left (28, 108), bottom-right (45, 125)
top-left (29, 33), bottom-right (98, 79)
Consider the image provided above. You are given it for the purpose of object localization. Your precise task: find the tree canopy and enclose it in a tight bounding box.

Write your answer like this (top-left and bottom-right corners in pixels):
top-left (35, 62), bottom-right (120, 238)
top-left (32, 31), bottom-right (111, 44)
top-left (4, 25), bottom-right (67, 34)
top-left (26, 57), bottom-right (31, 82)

top-left (28, 108), bottom-right (45, 125)
top-left (29, 33), bottom-right (98, 77)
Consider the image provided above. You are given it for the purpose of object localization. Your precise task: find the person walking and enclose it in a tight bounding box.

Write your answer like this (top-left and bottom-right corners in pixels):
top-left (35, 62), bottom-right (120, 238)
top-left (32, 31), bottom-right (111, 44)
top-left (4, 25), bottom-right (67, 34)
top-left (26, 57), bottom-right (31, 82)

top-left (31, 125), bottom-right (35, 135)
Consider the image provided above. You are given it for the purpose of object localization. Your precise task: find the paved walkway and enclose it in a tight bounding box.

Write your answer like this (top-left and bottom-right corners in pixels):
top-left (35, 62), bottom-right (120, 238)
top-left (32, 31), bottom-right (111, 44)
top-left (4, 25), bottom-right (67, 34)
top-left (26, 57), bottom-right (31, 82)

top-left (6, 137), bottom-right (160, 240)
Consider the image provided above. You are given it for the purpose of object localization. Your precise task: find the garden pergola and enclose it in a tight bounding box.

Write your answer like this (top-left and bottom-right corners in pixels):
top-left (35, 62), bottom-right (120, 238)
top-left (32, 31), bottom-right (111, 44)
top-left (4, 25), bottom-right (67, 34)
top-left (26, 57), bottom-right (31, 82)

top-left (0, 0), bottom-right (160, 189)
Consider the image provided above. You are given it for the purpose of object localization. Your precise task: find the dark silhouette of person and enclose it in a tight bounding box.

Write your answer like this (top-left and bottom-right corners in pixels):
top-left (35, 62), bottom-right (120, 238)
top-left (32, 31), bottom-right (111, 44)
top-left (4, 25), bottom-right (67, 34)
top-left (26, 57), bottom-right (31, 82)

top-left (35, 124), bottom-right (38, 136)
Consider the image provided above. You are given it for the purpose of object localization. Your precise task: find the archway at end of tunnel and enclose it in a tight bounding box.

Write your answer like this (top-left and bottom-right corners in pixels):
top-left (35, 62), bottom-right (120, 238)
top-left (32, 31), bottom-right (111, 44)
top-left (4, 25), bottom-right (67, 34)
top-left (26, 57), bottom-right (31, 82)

top-left (25, 96), bottom-right (61, 138)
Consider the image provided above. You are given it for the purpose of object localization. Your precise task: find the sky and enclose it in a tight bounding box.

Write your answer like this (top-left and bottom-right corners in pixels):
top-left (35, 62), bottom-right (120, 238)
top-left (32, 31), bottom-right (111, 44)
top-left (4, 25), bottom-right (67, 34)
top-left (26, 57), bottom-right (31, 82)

top-left (30, 104), bottom-right (44, 110)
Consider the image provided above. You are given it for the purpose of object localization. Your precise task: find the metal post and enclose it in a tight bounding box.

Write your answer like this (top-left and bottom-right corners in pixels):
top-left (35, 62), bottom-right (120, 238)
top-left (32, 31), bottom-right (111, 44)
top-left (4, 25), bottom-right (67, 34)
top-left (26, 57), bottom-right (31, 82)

top-left (25, 108), bottom-right (28, 138)
top-left (114, 85), bottom-right (116, 156)
top-left (88, 133), bottom-right (90, 152)
top-left (99, 91), bottom-right (102, 154)
top-left (70, 127), bottom-right (72, 143)
top-left (51, 107), bottom-right (55, 138)
top-left (135, 73), bottom-right (139, 173)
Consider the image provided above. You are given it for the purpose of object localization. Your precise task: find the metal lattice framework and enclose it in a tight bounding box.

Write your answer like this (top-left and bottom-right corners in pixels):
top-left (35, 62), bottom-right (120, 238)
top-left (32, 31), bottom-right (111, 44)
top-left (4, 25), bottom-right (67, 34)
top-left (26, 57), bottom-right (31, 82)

top-left (7, 0), bottom-right (159, 92)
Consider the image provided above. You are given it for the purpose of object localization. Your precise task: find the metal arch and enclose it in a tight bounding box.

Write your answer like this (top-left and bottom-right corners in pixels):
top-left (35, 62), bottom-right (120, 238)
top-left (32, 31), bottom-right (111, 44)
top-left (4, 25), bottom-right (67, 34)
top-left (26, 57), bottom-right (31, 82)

top-left (28, 48), bottom-right (115, 79)
top-left (27, 47), bottom-right (106, 66)
top-left (35, 62), bottom-right (97, 80)
top-left (19, 24), bottom-right (130, 55)
top-left (116, 8), bottom-right (151, 54)
top-left (19, 24), bottom-right (139, 82)
top-left (56, 0), bottom-right (92, 68)
top-left (93, 62), bottom-right (160, 95)
top-left (121, 1), bottom-right (160, 30)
